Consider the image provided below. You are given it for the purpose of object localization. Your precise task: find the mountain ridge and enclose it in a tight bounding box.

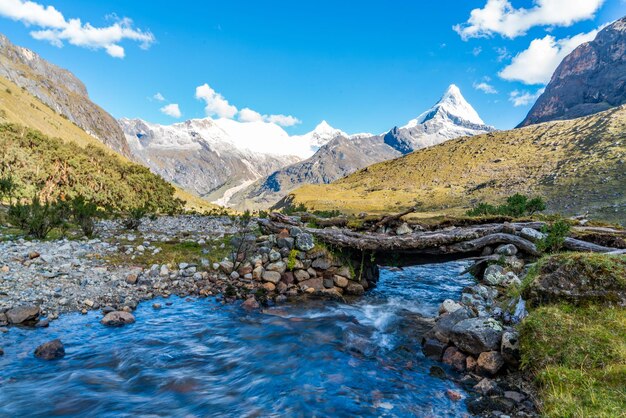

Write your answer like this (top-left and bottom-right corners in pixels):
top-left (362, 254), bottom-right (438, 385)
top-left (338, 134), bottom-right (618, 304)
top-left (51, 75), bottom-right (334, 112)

top-left (520, 16), bottom-right (626, 127)
top-left (228, 85), bottom-right (495, 210)
top-left (0, 33), bottom-right (131, 157)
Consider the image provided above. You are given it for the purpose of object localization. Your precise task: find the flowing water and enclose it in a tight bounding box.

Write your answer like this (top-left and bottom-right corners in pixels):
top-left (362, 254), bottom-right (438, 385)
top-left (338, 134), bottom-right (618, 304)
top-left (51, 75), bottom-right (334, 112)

top-left (0, 261), bottom-right (475, 417)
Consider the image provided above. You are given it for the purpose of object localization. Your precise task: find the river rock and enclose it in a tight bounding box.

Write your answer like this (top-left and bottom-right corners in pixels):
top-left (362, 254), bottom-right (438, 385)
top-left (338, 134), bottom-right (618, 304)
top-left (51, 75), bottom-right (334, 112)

top-left (428, 308), bottom-right (474, 344)
top-left (266, 261), bottom-right (287, 274)
top-left (0, 312), bottom-right (7, 326)
top-left (311, 257), bottom-right (331, 270)
top-left (289, 226), bottom-right (303, 237)
top-left (295, 233), bottom-right (315, 251)
top-left (501, 330), bottom-right (521, 366)
top-left (269, 250), bottom-right (281, 262)
top-left (333, 275), bottom-right (349, 288)
top-left (262, 282), bottom-right (276, 292)
top-left (293, 269), bottom-right (310, 282)
top-left (219, 261), bottom-right (234, 274)
top-left (442, 346), bottom-right (467, 371)
top-left (34, 339), bottom-right (65, 360)
top-left (241, 297), bottom-right (260, 310)
top-left (276, 237), bottom-right (294, 250)
top-left (438, 299), bottom-right (463, 315)
top-left (344, 282), bottom-right (365, 296)
top-left (473, 378), bottom-right (502, 396)
top-left (299, 277), bottom-right (323, 292)
top-left (476, 351), bottom-right (504, 375)
top-left (101, 311), bottom-right (136, 326)
top-left (450, 318), bottom-right (504, 355)
top-left (467, 396), bottom-right (514, 415)
top-left (422, 338), bottom-right (447, 360)
top-left (495, 244), bottom-right (517, 256)
top-left (252, 266), bottom-right (264, 280)
top-left (6, 305), bottom-right (40, 325)
top-left (281, 271), bottom-right (295, 285)
top-left (262, 271), bottom-right (281, 284)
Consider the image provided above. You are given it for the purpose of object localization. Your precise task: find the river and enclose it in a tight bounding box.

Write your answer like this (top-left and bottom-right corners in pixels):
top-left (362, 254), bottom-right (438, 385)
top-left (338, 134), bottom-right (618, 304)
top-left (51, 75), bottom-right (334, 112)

top-left (0, 261), bottom-right (475, 417)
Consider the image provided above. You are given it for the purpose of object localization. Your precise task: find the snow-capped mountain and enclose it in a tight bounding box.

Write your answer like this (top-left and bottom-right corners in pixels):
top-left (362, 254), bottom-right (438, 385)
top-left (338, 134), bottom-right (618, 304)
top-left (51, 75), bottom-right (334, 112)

top-left (229, 85), bottom-right (495, 210)
top-left (384, 84), bottom-right (495, 154)
top-left (119, 117), bottom-right (347, 204)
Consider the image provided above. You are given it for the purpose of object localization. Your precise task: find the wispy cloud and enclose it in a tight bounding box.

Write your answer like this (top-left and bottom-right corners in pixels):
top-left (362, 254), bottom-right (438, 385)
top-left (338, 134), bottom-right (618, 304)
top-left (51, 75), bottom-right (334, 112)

top-left (160, 103), bottom-right (181, 118)
top-left (0, 0), bottom-right (154, 58)
top-left (153, 92), bottom-right (166, 102)
top-left (196, 83), bottom-right (301, 127)
top-left (499, 28), bottom-right (600, 84)
top-left (473, 81), bottom-right (498, 94)
top-left (509, 88), bottom-right (545, 106)
top-left (454, 0), bottom-right (604, 40)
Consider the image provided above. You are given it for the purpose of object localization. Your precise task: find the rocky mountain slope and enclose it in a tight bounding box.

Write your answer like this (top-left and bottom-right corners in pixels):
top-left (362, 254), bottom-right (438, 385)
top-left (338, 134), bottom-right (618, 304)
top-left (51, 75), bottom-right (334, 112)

top-left (229, 85), bottom-right (494, 210)
top-left (0, 33), bottom-right (131, 157)
top-left (119, 118), bottom-right (346, 205)
top-left (283, 106), bottom-right (626, 223)
top-left (520, 16), bottom-right (626, 126)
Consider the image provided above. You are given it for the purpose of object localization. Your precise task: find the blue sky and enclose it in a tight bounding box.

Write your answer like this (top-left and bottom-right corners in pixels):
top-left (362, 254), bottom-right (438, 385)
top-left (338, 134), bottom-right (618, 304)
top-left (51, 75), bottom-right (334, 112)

top-left (0, 0), bottom-right (624, 133)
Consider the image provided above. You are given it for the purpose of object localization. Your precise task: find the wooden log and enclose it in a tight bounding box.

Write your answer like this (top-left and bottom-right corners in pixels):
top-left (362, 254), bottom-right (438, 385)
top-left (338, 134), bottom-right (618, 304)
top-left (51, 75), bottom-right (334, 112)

top-left (370, 206), bottom-right (419, 231)
top-left (445, 233), bottom-right (540, 256)
top-left (563, 237), bottom-right (626, 253)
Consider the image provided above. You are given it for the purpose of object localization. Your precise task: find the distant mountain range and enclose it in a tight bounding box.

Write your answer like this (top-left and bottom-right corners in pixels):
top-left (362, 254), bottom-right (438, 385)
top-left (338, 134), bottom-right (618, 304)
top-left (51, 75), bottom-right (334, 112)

top-left (228, 85), bottom-right (495, 209)
top-left (520, 16), bottom-right (626, 126)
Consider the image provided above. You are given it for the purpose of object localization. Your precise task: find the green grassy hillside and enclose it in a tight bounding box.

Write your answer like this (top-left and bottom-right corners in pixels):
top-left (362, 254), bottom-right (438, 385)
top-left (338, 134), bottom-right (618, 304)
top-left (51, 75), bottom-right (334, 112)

top-left (0, 75), bottom-right (218, 212)
top-left (285, 106), bottom-right (626, 223)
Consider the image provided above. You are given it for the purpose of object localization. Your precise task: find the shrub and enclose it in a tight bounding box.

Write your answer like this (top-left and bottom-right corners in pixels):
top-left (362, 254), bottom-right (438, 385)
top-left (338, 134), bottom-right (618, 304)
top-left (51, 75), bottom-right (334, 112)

top-left (70, 196), bottom-right (100, 237)
top-left (466, 194), bottom-right (546, 218)
top-left (122, 206), bottom-right (148, 230)
top-left (283, 202), bottom-right (308, 215)
top-left (287, 249), bottom-right (298, 271)
top-left (8, 197), bottom-right (66, 239)
top-left (537, 218), bottom-right (571, 253)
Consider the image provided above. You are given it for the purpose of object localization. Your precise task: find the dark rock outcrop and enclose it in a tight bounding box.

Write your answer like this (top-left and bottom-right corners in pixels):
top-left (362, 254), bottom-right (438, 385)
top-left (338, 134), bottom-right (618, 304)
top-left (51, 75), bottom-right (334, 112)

top-left (520, 17), bottom-right (626, 126)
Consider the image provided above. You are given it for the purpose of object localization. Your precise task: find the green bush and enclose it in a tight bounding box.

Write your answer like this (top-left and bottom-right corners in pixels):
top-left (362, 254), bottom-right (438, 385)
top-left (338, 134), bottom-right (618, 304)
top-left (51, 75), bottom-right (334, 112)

top-left (70, 196), bottom-right (100, 237)
top-left (8, 197), bottom-right (66, 239)
top-left (287, 249), bottom-right (298, 271)
top-left (122, 206), bottom-right (148, 230)
top-left (537, 218), bottom-right (571, 253)
top-left (466, 194), bottom-right (546, 218)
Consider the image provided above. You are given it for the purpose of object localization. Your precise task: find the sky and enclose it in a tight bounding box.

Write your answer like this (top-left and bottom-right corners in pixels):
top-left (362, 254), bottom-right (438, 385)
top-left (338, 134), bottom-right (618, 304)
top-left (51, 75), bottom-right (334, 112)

top-left (0, 0), bottom-right (624, 134)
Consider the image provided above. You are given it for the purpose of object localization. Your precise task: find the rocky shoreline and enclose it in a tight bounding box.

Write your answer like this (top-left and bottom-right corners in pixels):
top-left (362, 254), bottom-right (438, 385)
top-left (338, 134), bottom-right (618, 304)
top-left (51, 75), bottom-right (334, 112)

top-left (422, 241), bottom-right (541, 417)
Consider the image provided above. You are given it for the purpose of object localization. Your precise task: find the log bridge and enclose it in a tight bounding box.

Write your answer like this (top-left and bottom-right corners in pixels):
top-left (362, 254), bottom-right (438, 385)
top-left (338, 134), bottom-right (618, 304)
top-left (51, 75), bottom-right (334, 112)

top-left (259, 213), bottom-right (625, 285)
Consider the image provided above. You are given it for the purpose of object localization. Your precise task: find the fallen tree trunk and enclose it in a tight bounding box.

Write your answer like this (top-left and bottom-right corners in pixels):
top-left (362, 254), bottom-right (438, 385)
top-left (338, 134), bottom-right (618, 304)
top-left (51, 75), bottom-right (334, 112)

top-left (370, 206), bottom-right (419, 231)
top-left (258, 217), bottom-right (625, 258)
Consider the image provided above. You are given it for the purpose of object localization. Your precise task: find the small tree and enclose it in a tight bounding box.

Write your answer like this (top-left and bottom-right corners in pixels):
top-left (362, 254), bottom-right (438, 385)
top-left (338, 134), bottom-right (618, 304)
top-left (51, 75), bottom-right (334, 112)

top-left (71, 195), bottom-right (100, 237)
top-left (0, 175), bottom-right (16, 204)
top-left (8, 197), bottom-right (66, 239)
top-left (537, 218), bottom-right (571, 253)
top-left (122, 206), bottom-right (148, 230)
top-left (229, 210), bottom-right (255, 272)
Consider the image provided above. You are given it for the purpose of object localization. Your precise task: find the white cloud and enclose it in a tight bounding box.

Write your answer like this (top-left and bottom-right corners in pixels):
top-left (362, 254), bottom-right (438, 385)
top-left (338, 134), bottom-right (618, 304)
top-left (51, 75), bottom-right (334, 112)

top-left (473, 81), bottom-right (498, 94)
top-left (238, 107), bottom-right (264, 123)
top-left (472, 46), bottom-right (483, 56)
top-left (266, 114), bottom-right (301, 127)
top-left (0, 0), bottom-right (154, 58)
top-left (195, 83), bottom-right (301, 127)
top-left (509, 88), bottom-right (545, 106)
top-left (160, 103), bottom-right (181, 118)
top-left (454, 0), bottom-right (604, 40)
top-left (499, 28), bottom-right (599, 84)
top-left (195, 83), bottom-right (238, 119)
top-left (153, 92), bottom-right (165, 102)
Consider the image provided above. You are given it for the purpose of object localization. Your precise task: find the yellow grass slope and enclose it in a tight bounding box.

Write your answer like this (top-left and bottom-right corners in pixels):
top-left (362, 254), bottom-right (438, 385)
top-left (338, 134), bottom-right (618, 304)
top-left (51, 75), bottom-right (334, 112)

top-left (0, 76), bottom-right (219, 212)
top-left (286, 106), bottom-right (626, 222)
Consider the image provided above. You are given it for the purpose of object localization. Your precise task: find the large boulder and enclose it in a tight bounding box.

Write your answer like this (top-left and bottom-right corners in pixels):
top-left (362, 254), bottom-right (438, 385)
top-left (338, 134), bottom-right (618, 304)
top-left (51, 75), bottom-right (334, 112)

top-left (524, 253), bottom-right (626, 306)
top-left (450, 318), bottom-right (504, 355)
top-left (344, 282), bottom-right (365, 296)
top-left (34, 339), bottom-right (65, 360)
top-left (501, 330), bottom-right (521, 366)
top-left (426, 308), bottom-right (474, 344)
top-left (101, 311), bottom-right (135, 327)
top-left (6, 305), bottom-right (40, 325)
